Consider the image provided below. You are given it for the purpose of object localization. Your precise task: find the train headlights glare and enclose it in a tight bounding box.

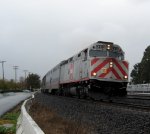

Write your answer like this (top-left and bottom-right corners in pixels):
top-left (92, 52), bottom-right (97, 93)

top-left (93, 72), bottom-right (97, 76)
top-left (124, 75), bottom-right (128, 79)
top-left (107, 45), bottom-right (110, 50)
top-left (109, 62), bottom-right (113, 68)
top-left (110, 62), bottom-right (113, 65)
top-left (110, 65), bottom-right (113, 68)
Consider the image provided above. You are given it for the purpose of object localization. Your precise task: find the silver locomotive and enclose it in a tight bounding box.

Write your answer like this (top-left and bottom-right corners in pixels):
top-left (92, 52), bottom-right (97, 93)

top-left (42, 41), bottom-right (129, 99)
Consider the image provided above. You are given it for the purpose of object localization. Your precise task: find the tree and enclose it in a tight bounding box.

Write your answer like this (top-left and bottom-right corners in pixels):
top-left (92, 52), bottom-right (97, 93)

top-left (0, 79), bottom-right (20, 90)
top-left (130, 63), bottom-right (140, 84)
top-left (26, 73), bottom-right (41, 89)
top-left (131, 45), bottom-right (150, 84)
top-left (140, 46), bottom-right (150, 83)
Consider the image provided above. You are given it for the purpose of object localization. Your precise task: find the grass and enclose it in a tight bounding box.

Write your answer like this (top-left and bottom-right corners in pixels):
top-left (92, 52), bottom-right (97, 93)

top-left (0, 103), bottom-right (21, 134)
top-left (0, 113), bottom-right (19, 134)
top-left (29, 101), bottom-right (91, 134)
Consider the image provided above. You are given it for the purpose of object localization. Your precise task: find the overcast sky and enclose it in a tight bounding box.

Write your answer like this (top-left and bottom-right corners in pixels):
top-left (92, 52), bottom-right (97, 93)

top-left (0, 0), bottom-right (150, 80)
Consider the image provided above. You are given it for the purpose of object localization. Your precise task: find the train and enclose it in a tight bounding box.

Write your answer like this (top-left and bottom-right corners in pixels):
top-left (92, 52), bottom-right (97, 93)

top-left (41, 41), bottom-right (129, 99)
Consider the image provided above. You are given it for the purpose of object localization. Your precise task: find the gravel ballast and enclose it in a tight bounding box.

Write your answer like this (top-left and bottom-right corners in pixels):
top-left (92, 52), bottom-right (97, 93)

top-left (34, 93), bottom-right (150, 134)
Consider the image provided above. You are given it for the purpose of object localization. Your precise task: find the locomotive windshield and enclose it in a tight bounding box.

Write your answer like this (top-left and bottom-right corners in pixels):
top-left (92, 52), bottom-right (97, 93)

top-left (89, 44), bottom-right (124, 60)
top-left (89, 50), bottom-right (107, 57)
top-left (108, 51), bottom-right (124, 60)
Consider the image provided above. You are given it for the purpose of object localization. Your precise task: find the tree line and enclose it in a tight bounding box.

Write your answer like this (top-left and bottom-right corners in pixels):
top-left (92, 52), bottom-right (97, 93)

top-left (0, 73), bottom-right (41, 91)
top-left (131, 45), bottom-right (150, 84)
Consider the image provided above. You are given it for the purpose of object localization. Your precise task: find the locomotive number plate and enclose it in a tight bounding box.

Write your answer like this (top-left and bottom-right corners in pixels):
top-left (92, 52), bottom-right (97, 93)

top-left (102, 68), bottom-right (107, 73)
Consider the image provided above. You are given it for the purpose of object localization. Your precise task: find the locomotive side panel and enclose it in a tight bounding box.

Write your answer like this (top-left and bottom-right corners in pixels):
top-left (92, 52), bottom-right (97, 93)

top-left (59, 52), bottom-right (87, 84)
top-left (45, 72), bottom-right (51, 89)
top-left (73, 50), bottom-right (90, 82)
top-left (50, 66), bottom-right (60, 90)
top-left (60, 65), bottom-right (65, 84)
top-left (80, 49), bottom-right (90, 80)
top-left (73, 58), bottom-right (81, 81)
top-left (81, 60), bottom-right (89, 80)
top-left (60, 63), bottom-right (69, 84)
top-left (60, 51), bottom-right (90, 84)
top-left (41, 71), bottom-right (51, 93)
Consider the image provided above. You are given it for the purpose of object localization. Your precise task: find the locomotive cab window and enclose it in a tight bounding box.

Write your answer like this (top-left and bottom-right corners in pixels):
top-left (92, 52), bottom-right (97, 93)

top-left (109, 52), bottom-right (124, 60)
top-left (89, 48), bottom-right (124, 60)
top-left (77, 53), bottom-right (82, 60)
top-left (89, 49), bottom-right (107, 57)
top-left (78, 53), bottom-right (81, 57)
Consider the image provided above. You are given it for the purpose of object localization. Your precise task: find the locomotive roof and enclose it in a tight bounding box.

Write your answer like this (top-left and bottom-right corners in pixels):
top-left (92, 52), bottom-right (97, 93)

top-left (64, 41), bottom-right (124, 61)
top-left (91, 41), bottom-right (123, 49)
top-left (97, 41), bottom-right (113, 44)
top-left (89, 41), bottom-right (124, 53)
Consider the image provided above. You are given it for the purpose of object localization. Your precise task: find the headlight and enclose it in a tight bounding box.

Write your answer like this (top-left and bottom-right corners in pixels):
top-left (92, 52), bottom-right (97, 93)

top-left (93, 72), bottom-right (97, 76)
top-left (107, 45), bottom-right (111, 50)
top-left (109, 62), bottom-right (113, 68)
top-left (110, 65), bottom-right (113, 68)
top-left (124, 75), bottom-right (128, 79)
top-left (110, 62), bottom-right (113, 65)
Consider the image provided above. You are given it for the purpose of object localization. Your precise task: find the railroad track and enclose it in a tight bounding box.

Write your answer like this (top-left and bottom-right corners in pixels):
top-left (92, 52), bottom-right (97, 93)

top-left (127, 94), bottom-right (150, 101)
top-left (110, 99), bottom-right (150, 111)
top-left (43, 93), bottom-right (150, 111)
top-left (107, 95), bottom-right (150, 111)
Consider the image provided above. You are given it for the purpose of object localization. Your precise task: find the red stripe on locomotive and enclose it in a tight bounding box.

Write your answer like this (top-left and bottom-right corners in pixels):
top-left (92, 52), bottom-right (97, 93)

top-left (112, 59), bottom-right (127, 76)
top-left (91, 58), bottom-right (111, 76)
top-left (91, 58), bottom-right (99, 66)
top-left (122, 61), bottom-right (128, 69)
top-left (111, 68), bottom-right (122, 80)
top-left (91, 58), bottom-right (128, 80)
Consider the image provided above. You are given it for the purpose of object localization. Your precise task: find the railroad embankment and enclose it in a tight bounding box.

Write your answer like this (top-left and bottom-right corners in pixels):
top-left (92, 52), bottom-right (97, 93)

top-left (29, 101), bottom-right (90, 134)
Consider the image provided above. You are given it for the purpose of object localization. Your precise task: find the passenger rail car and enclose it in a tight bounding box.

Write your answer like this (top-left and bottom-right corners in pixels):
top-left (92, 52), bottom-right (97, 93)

top-left (42, 41), bottom-right (129, 98)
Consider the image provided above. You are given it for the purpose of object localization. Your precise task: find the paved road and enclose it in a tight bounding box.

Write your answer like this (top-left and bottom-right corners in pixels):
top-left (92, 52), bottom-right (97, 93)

top-left (0, 92), bottom-right (32, 116)
top-left (0, 94), bottom-right (3, 99)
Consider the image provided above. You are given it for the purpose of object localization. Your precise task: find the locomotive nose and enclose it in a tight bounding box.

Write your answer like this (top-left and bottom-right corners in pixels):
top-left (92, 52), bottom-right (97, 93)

top-left (91, 58), bottom-right (128, 81)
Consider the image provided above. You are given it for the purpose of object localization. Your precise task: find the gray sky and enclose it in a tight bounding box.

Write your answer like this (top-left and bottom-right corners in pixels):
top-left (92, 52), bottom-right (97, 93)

top-left (0, 0), bottom-right (150, 80)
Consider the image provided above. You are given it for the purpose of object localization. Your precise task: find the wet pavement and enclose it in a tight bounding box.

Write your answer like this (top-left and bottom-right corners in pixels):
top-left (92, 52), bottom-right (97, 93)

top-left (0, 92), bottom-right (32, 116)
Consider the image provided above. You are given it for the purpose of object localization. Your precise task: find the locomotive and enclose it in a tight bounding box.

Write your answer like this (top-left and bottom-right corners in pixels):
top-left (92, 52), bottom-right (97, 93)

top-left (41, 41), bottom-right (129, 99)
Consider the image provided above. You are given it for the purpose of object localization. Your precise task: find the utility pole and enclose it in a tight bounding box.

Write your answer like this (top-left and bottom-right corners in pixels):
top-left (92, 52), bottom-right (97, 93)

top-left (23, 70), bottom-right (28, 80)
top-left (24, 70), bottom-right (28, 89)
top-left (28, 72), bottom-right (31, 76)
top-left (13, 66), bottom-right (18, 83)
top-left (0, 61), bottom-right (6, 81)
